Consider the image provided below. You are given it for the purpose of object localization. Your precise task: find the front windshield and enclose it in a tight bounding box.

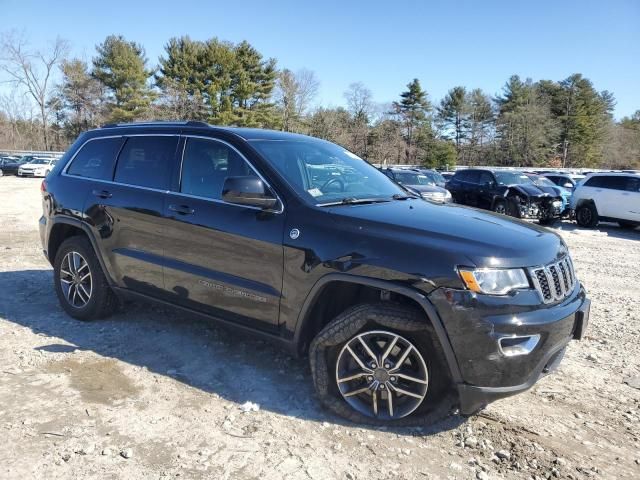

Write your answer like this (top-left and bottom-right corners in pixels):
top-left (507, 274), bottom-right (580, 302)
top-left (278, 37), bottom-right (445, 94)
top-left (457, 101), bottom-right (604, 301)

top-left (494, 171), bottom-right (533, 186)
top-left (249, 139), bottom-right (405, 204)
top-left (395, 171), bottom-right (434, 186)
top-left (531, 176), bottom-right (556, 188)
top-left (30, 158), bottom-right (51, 165)
top-left (423, 170), bottom-right (446, 185)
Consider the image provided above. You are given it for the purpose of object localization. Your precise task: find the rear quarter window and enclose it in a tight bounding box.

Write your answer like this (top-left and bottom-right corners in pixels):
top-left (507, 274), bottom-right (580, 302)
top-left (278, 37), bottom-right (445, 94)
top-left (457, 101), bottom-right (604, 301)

top-left (66, 137), bottom-right (124, 180)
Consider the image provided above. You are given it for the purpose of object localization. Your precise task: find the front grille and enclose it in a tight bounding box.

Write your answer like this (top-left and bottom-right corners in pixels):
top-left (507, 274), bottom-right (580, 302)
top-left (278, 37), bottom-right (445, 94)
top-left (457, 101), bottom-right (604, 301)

top-left (529, 256), bottom-right (577, 304)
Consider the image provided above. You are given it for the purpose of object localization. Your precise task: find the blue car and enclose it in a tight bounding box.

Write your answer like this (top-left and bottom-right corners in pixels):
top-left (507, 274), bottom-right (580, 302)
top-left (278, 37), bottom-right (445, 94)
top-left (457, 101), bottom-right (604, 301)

top-left (525, 173), bottom-right (572, 215)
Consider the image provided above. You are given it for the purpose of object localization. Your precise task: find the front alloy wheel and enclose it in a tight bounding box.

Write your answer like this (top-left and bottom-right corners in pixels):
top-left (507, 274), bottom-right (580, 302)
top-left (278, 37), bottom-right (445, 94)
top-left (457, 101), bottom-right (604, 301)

top-left (59, 251), bottom-right (93, 308)
top-left (335, 330), bottom-right (428, 420)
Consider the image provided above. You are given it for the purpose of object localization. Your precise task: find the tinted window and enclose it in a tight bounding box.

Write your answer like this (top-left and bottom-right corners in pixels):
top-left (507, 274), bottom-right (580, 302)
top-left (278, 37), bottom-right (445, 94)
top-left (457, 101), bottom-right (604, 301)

top-left (625, 177), bottom-right (640, 192)
top-left (465, 170), bottom-right (481, 183)
top-left (453, 170), bottom-right (471, 181)
top-left (180, 138), bottom-right (257, 200)
top-left (585, 176), bottom-right (627, 190)
top-left (67, 137), bottom-right (123, 180)
top-left (478, 171), bottom-right (495, 185)
top-left (114, 136), bottom-right (178, 189)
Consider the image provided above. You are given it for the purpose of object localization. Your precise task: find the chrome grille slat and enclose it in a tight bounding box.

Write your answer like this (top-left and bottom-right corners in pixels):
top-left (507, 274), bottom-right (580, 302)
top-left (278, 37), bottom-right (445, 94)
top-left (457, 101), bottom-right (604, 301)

top-left (529, 256), bottom-right (576, 304)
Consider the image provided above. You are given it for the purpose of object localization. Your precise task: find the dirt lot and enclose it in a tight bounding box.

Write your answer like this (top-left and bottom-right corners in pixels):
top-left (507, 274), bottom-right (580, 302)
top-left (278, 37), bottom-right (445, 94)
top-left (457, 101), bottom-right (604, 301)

top-left (0, 176), bottom-right (638, 480)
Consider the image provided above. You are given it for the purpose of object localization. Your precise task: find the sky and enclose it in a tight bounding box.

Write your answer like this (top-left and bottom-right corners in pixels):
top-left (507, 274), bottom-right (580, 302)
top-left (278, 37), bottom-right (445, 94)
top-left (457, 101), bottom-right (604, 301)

top-left (2, 0), bottom-right (639, 119)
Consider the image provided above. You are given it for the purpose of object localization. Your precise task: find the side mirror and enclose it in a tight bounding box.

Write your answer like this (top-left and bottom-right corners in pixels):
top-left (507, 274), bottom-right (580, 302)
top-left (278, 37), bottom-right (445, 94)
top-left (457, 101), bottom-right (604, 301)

top-left (222, 176), bottom-right (278, 210)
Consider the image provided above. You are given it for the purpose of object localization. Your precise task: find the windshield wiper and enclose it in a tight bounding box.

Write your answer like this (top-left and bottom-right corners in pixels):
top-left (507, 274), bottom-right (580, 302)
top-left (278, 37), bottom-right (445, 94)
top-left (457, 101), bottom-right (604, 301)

top-left (392, 193), bottom-right (418, 200)
top-left (318, 197), bottom-right (392, 207)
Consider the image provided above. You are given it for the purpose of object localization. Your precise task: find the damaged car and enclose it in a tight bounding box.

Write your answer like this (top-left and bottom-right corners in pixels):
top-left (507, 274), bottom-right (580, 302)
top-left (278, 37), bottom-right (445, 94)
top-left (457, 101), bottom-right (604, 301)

top-left (446, 168), bottom-right (564, 224)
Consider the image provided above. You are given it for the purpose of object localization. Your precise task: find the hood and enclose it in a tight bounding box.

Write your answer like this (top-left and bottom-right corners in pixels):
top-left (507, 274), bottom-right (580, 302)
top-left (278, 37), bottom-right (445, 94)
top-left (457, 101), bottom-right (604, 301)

top-left (327, 199), bottom-right (564, 269)
top-left (508, 183), bottom-right (558, 198)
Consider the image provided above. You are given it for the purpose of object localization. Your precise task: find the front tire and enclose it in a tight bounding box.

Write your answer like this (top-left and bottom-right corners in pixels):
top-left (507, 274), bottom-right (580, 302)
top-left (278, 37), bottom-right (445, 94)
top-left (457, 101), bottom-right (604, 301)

top-left (309, 303), bottom-right (453, 426)
top-left (575, 203), bottom-right (599, 228)
top-left (53, 236), bottom-right (117, 320)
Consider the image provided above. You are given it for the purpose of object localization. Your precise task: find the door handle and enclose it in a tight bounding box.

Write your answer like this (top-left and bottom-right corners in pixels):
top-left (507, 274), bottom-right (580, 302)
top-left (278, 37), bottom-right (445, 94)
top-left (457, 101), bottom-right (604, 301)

top-left (168, 204), bottom-right (195, 215)
top-left (92, 189), bottom-right (112, 199)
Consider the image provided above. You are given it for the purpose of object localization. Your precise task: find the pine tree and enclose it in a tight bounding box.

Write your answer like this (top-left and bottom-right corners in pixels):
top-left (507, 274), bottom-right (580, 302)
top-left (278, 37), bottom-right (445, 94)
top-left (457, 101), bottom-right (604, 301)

top-left (495, 76), bottom-right (558, 167)
top-left (437, 86), bottom-right (468, 154)
top-left (55, 59), bottom-right (105, 139)
top-left (92, 35), bottom-right (154, 122)
top-left (393, 79), bottom-right (431, 163)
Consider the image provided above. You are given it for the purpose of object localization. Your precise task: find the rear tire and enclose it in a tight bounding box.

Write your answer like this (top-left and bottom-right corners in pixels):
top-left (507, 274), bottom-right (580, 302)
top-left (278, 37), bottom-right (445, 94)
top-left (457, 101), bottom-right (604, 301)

top-left (618, 221), bottom-right (639, 230)
top-left (575, 203), bottom-right (598, 228)
top-left (309, 303), bottom-right (454, 426)
top-left (53, 236), bottom-right (117, 320)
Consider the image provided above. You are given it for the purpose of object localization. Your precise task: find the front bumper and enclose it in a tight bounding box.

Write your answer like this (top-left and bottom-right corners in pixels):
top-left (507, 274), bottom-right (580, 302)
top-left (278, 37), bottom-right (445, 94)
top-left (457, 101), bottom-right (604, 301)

top-left (429, 284), bottom-right (590, 415)
top-left (18, 170), bottom-right (46, 177)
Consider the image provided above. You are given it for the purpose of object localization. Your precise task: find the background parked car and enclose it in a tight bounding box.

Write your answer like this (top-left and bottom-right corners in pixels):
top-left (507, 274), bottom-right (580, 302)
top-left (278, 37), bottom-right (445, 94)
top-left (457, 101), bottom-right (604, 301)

top-left (447, 168), bottom-right (564, 224)
top-left (524, 173), bottom-right (572, 215)
top-left (17, 157), bottom-right (57, 177)
top-left (571, 173), bottom-right (640, 229)
top-left (541, 172), bottom-right (586, 192)
top-left (381, 167), bottom-right (452, 202)
top-left (0, 156), bottom-right (27, 175)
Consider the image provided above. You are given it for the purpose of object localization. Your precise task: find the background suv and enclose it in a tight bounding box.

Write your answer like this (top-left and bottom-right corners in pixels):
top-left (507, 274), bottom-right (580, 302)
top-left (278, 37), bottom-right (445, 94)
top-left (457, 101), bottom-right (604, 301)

top-left (40, 122), bottom-right (589, 425)
top-left (447, 168), bottom-right (564, 224)
top-left (381, 167), bottom-right (452, 202)
top-left (571, 173), bottom-right (640, 229)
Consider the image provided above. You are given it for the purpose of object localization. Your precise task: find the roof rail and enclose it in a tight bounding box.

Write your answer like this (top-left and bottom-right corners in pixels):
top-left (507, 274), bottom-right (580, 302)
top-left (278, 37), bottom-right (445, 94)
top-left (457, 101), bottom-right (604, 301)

top-left (101, 120), bottom-right (210, 129)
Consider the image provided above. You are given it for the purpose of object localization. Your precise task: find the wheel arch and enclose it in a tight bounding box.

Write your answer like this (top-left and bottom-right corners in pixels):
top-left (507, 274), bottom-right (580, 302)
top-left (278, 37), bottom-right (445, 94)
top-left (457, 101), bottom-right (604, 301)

top-left (47, 217), bottom-right (115, 287)
top-left (292, 273), bottom-right (462, 384)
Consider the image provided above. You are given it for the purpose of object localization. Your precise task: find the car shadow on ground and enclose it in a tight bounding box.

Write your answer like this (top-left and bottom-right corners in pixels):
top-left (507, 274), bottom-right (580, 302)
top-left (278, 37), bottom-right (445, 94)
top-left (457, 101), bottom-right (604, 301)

top-left (0, 268), bottom-right (464, 436)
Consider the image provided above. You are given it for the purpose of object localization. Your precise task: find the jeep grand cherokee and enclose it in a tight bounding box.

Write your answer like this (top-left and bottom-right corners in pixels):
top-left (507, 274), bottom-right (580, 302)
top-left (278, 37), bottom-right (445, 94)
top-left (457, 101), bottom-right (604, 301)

top-left (40, 121), bottom-right (590, 425)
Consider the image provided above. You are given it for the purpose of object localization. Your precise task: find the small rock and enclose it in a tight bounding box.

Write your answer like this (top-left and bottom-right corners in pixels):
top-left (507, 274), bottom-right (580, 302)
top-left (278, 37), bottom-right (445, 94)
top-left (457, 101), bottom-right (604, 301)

top-left (239, 401), bottom-right (260, 413)
top-left (495, 449), bottom-right (511, 460)
top-left (464, 436), bottom-right (479, 448)
top-left (61, 453), bottom-right (71, 462)
top-left (120, 448), bottom-right (133, 459)
top-left (624, 376), bottom-right (640, 390)
top-left (586, 353), bottom-right (598, 362)
top-left (477, 471), bottom-right (489, 480)
top-left (101, 448), bottom-right (112, 456)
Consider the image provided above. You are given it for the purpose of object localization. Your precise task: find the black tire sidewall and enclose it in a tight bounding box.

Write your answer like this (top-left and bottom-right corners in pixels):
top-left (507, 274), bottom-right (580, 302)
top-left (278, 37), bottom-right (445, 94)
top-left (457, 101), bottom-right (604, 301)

top-left (576, 204), bottom-right (598, 228)
top-left (53, 236), bottom-right (111, 320)
top-left (310, 303), bottom-right (454, 426)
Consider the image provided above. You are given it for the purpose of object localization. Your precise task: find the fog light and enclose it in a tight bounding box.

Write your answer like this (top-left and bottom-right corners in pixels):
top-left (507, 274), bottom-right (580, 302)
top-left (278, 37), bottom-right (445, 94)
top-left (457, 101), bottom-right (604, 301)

top-left (498, 334), bottom-right (540, 357)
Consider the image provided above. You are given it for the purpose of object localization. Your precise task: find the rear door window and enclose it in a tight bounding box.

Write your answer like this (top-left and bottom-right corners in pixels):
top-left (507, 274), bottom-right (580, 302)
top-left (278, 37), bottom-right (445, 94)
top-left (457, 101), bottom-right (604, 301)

top-left (66, 137), bottom-right (124, 180)
top-left (114, 136), bottom-right (179, 189)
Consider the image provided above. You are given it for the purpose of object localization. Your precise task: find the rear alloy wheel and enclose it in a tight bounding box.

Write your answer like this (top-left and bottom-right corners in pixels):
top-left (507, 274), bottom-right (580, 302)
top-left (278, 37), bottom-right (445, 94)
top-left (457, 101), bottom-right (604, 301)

top-left (336, 330), bottom-right (428, 420)
top-left (54, 236), bottom-right (118, 320)
top-left (576, 204), bottom-right (598, 228)
top-left (59, 251), bottom-right (93, 308)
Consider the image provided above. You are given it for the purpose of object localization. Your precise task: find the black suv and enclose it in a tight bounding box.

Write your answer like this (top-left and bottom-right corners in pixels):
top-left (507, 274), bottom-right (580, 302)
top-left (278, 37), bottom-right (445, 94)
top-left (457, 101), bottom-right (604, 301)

top-left (447, 168), bottom-right (564, 224)
top-left (40, 122), bottom-right (590, 425)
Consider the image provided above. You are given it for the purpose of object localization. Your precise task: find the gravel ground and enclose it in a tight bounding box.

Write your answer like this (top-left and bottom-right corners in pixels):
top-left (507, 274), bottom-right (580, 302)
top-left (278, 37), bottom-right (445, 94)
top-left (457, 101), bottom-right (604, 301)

top-left (0, 176), bottom-right (638, 480)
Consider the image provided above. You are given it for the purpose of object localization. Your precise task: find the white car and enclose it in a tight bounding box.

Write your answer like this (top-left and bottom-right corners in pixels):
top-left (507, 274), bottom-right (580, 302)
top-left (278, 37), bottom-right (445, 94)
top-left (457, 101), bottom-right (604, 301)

top-left (571, 173), bottom-right (640, 229)
top-left (17, 157), bottom-right (57, 177)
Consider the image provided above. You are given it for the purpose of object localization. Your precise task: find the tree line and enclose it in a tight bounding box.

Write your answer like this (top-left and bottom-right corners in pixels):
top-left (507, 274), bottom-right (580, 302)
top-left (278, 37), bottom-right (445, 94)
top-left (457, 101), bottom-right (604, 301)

top-left (1, 31), bottom-right (638, 169)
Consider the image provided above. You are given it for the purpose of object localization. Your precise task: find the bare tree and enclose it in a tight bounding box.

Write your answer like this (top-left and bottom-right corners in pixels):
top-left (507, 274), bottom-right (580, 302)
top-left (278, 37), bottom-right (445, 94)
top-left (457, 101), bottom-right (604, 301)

top-left (344, 82), bottom-right (373, 119)
top-left (0, 31), bottom-right (69, 150)
top-left (274, 68), bottom-right (319, 131)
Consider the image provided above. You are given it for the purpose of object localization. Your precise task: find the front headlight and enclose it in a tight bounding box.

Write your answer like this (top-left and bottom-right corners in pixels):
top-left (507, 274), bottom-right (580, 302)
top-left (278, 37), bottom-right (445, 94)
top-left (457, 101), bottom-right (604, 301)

top-left (458, 268), bottom-right (530, 295)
